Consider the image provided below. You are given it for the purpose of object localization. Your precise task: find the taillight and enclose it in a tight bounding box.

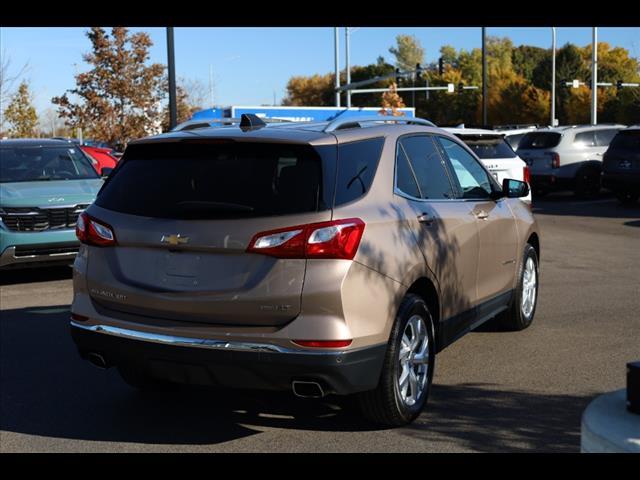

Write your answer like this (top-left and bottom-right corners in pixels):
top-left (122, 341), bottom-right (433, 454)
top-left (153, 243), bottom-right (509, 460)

top-left (76, 212), bottom-right (117, 247)
top-left (523, 166), bottom-right (531, 184)
top-left (247, 218), bottom-right (365, 260)
top-left (551, 153), bottom-right (560, 169)
top-left (293, 339), bottom-right (353, 348)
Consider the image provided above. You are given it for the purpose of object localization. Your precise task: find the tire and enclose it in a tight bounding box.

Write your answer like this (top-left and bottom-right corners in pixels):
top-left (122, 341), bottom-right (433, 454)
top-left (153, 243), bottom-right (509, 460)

top-left (498, 244), bottom-right (539, 331)
top-left (118, 365), bottom-right (178, 392)
top-left (615, 190), bottom-right (639, 205)
top-left (357, 294), bottom-right (435, 426)
top-left (574, 167), bottom-right (601, 198)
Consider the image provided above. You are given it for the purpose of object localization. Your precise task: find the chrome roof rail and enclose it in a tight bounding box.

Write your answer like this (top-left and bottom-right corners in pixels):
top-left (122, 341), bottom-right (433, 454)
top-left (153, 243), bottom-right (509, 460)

top-left (323, 116), bottom-right (436, 132)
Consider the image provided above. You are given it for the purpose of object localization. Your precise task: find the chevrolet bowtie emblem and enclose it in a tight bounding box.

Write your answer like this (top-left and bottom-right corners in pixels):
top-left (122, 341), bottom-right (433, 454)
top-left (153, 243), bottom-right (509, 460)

top-left (161, 234), bottom-right (189, 246)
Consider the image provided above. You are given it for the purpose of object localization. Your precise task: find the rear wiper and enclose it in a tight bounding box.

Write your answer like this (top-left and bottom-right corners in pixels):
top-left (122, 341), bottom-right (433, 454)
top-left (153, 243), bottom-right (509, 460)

top-left (175, 201), bottom-right (255, 212)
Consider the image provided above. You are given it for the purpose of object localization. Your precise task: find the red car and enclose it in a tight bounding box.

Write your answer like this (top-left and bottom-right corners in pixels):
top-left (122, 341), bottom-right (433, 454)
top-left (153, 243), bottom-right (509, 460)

top-left (80, 145), bottom-right (118, 175)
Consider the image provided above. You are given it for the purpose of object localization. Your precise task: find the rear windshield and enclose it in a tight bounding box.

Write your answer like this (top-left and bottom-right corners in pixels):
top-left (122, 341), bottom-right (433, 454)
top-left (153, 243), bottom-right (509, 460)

top-left (609, 130), bottom-right (640, 151)
top-left (518, 132), bottom-right (562, 150)
top-left (0, 146), bottom-right (98, 182)
top-left (455, 135), bottom-right (516, 159)
top-left (95, 141), bottom-right (336, 219)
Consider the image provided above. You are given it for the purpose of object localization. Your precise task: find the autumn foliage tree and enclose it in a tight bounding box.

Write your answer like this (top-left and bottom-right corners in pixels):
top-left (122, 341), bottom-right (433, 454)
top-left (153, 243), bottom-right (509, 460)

top-left (3, 81), bottom-right (38, 137)
top-left (379, 83), bottom-right (406, 116)
top-left (52, 27), bottom-right (166, 147)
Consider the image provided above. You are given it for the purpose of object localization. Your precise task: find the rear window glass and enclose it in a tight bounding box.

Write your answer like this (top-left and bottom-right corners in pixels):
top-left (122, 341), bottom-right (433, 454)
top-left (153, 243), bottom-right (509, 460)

top-left (609, 130), bottom-right (640, 150)
top-left (518, 132), bottom-right (561, 150)
top-left (455, 135), bottom-right (516, 159)
top-left (504, 133), bottom-right (525, 150)
top-left (96, 141), bottom-right (335, 219)
top-left (333, 137), bottom-right (384, 206)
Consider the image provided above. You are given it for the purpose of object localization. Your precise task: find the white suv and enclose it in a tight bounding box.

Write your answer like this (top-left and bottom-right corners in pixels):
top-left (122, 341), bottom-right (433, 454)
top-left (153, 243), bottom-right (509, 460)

top-left (444, 128), bottom-right (531, 203)
top-left (516, 124), bottom-right (625, 197)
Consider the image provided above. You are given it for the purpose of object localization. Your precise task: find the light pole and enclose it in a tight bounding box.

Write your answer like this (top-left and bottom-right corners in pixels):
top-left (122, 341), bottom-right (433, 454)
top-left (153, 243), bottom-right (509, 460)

top-left (334, 27), bottom-right (341, 107)
top-left (551, 27), bottom-right (557, 127)
top-left (591, 27), bottom-right (598, 125)
top-left (166, 27), bottom-right (177, 130)
top-left (345, 27), bottom-right (351, 108)
top-left (482, 27), bottom-right (487, 126)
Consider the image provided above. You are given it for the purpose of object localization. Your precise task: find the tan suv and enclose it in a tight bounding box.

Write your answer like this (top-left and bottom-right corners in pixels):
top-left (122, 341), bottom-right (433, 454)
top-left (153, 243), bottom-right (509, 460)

top-left (70, 115), bottom-right (540, 426)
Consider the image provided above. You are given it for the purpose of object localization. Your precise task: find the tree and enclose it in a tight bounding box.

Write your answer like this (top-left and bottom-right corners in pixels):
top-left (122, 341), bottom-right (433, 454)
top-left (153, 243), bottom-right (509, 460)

top-left (52, 27), bottom-right (166, 148)
top-left (3, 81), bottom-right (38, 137)
top-left (389, 35), bottom-right (425, 72)
top-left (282, 73), bottom-right (336, 106)
top-left (512, 45), bottom-right (550, 84)
top-left (161, 83), bottom-right (201, 132)
top-left (0, 52), bottom-right (29, 131)
top-left (379, 83), bottom-right (406, 116)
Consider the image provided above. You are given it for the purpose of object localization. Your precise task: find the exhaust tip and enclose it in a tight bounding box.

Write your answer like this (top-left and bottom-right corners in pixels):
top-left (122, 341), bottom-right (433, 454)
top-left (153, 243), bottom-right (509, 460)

top-left (292, 380), bottom-right (325, 399)
top-left (87, 352), bottom-right (109, 369)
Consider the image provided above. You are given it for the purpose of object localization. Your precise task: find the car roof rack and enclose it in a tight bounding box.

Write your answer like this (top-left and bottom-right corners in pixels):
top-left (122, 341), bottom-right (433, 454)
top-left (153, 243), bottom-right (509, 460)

top-left (323, 116), bottom-right (436, 132)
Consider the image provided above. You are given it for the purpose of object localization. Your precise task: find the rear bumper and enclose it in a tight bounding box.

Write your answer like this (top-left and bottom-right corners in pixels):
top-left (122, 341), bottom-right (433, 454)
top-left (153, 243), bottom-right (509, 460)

top-left (602, 172), bottom-right (640, 192)
top-left (69, 321), bottom-right (386, 395)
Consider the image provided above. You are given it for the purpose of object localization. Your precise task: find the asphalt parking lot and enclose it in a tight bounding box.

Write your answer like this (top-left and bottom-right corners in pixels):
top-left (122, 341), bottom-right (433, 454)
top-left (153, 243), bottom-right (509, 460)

top-left (1, 193), bottom-right (639, 453)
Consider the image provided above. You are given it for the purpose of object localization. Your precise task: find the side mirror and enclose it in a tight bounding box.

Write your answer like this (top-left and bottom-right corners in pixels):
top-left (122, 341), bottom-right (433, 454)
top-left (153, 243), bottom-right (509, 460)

top-left (502, 178), bottom-right (530, 198)
top-left (101, 167), bottom-right (114, 178)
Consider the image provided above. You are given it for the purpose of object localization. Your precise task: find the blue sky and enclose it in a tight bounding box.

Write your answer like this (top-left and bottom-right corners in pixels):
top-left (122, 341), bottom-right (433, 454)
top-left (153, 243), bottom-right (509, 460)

top-left (1, 27), bottom-right (639, 114)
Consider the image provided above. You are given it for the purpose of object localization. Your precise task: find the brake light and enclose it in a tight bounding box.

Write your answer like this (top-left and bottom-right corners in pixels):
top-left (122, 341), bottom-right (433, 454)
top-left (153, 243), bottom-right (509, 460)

top-left (523, 166), bottom-right (531, 184)
top-left (293, 339), bottom-right (353, 348)
top-left (247, 218), bottom-right (365, 260)
top-left (76, 212), bottom-right (117, 247)
top-left (551, 153), bottom-right (560, 169)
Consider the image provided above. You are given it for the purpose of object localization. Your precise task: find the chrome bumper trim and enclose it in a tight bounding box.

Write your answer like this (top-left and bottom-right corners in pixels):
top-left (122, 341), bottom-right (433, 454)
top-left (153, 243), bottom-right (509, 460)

top-left (0, 246), bottom-right (78, 267)
top-left (70, 321), bottom-right (350, 356)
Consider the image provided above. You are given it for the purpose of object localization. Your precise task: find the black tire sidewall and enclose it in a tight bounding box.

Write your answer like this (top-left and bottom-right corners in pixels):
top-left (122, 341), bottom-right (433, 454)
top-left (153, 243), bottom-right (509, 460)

top-left (387, 296), bottom-right (436, 423)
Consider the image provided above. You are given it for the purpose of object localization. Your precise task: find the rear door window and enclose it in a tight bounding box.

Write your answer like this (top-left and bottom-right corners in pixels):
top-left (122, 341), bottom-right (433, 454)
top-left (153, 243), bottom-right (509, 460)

top-left (96, 141), bottom-right (335, 219)
top-left (518, 132), bottom-right (562, 150)
top-left (334, 137), bottom-right (384, 206)
top-left (398, 135), bottom-right (455, 200)
top-left (456, 135), bottom-right (517, 159)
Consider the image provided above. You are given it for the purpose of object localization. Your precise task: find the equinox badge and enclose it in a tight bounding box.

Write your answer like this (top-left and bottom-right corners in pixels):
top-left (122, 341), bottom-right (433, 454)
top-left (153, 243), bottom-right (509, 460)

top-left (161, 234), bottom-right (190, 246)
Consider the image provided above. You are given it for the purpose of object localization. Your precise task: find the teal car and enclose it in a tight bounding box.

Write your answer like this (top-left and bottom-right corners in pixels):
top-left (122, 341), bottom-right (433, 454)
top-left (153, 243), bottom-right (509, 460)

top-left (0, 139), bottom-right (104, 269)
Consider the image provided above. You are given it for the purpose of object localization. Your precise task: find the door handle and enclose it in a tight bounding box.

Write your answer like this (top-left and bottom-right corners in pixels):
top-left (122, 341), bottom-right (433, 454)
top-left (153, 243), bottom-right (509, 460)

top-left (417, 213), bottom-right (433, 225)
top-left (475, 210), bottom-right (489, 220)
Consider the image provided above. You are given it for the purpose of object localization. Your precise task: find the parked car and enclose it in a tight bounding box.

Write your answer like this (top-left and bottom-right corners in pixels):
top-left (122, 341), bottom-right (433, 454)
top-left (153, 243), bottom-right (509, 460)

top-left (444, 127), bottom-right (531, 203)
top-left (0, 139), bottom-right (103, 269)
top-left (80, 145), bottom-right (118, 175)
top-left (517, 124), bottom-right (625, 197)
top-left (69, 115), bottom-right (539, 426)
top-left (602, 126), bottom-right (640, 204)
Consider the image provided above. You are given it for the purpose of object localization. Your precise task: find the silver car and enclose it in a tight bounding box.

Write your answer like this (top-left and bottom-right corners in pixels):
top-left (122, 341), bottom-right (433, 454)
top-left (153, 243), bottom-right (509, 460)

top-left (517, 124), bottom-right (625, 197)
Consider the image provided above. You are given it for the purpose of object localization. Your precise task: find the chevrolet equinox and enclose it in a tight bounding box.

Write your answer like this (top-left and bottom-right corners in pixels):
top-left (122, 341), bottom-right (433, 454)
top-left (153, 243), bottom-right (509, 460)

top-left (70, 114), bottom-right (540, 426)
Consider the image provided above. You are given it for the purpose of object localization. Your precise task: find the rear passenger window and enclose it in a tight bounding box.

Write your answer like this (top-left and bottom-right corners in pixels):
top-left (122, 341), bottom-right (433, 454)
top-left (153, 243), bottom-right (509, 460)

top-left (334, 138), bottom-right (384, 206)
top-left (595, 129), bottom-right (619, 146)
top-left (574, 131), bottom-right (597, 147)
top-left (398, 135), bottom-right (455, 200)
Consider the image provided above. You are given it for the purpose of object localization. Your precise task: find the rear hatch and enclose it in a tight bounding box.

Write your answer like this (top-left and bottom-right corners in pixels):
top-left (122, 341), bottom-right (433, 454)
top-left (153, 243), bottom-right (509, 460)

top-left (455, 134), bottom-right (525, 184)
top-left (516, 131), bottom-right (562, 173)
top-left (603, 130), bottom-right (640, 174)
top-left (84, 138), bottom-right (336, 327)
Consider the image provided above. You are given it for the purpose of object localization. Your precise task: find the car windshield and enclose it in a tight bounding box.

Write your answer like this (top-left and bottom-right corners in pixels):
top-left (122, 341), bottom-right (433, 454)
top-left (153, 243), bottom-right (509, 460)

top-left (518, 132), bottom-right (562, 150)
top-left (0, 145), bottom-right (99, 182)
top-left (456, 135), bottom-right (516, 159)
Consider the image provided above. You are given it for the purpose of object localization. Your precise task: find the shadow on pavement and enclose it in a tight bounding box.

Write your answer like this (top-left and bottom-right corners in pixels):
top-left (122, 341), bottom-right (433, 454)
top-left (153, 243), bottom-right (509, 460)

top-left (1, 305), bottom-right (592, 450)
top-left (408, 382), bottom-right (591, 452)
top-left (532, 191), bottom-right (640, 220)
top-left (0, 266), bottom-right (73, 286)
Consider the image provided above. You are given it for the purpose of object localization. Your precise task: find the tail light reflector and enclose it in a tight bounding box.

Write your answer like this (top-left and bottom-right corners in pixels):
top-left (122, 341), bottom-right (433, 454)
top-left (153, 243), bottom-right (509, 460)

top-left (76, 212), bottom-right (117, 247)
top-left (247, 218), bottom-right (365, 260)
